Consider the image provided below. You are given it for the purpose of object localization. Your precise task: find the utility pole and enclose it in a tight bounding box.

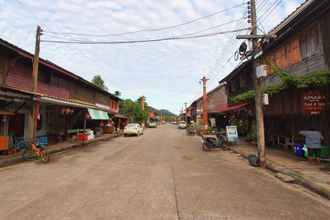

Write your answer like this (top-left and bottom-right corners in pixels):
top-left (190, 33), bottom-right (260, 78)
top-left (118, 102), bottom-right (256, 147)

top-left (251, 0), bottom-right (266, 168)
top-left (32, 25), bottom-right (42, 140)
top-left (237, 0), bottom-right (267, 167)
top-left (200, 76), bottom-right (209, 133)
top-left (140, 96), bottom-right (145, 111)
top-left (184, 102), bottom-right (188, 123)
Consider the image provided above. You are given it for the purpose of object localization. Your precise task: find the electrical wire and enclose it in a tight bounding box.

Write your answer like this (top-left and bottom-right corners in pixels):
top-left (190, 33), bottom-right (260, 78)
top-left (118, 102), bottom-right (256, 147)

top-left (41, 28), bottom-right (250, 45)
top-left (257, 0), bottom-right (270, 16)
top-left (166, 17), bottom-right (248, 37)
top-left (43, 3), bottom-right (246, 37)
top-left (258, 0), bottom-right (282, 20)
top-left (43, 17), bottom-right (248, 42)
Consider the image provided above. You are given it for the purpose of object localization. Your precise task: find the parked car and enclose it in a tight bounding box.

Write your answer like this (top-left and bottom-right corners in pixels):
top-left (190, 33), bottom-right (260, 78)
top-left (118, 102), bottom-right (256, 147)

top-left (178, 121), bottom-right (187, 129)
top-left (148, 121), bottom-right (157, 128)
top-left (124, 123), bottom-right (144, 136)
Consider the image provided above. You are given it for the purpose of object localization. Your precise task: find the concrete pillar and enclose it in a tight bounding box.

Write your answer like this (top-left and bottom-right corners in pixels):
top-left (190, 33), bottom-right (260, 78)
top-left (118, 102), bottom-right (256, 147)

top-left (25, 106), bottom-right (34, 140)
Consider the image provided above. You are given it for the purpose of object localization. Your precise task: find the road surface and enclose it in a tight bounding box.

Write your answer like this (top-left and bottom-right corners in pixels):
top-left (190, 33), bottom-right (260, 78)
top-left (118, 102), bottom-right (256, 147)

top-left (1, 125), bottom-right (329, 220)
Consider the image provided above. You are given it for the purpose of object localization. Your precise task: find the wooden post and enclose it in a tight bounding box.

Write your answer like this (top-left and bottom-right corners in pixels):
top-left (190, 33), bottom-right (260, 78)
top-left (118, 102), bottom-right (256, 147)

top-left (184, 102), bottom-right (188, 123)
top-left (32, 26), bottom-right (42, 141)
top-left (140, 96), bottom-right (145, 111)
top-left (250, 0), bottom-right (266, 167)
top-left (64, 113), bottom-right (68, 141)
top-left (201, 76), bottom-right (209, 132)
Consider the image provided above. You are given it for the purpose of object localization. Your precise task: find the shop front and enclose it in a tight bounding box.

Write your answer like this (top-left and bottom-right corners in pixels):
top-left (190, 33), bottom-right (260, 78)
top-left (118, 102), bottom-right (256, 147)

top-left (208, 103), bottom-right (250, 136)
top-left (264, 87), bottom-right (330, 159)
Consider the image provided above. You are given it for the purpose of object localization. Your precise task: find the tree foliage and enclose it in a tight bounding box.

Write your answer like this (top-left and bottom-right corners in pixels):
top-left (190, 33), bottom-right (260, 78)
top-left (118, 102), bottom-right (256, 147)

top-left (91, 75), bottom-right (108, 91)
top-left (119, 97), bottom-right (149, 123)
top-left (229, 70), bottom-right (330, 104)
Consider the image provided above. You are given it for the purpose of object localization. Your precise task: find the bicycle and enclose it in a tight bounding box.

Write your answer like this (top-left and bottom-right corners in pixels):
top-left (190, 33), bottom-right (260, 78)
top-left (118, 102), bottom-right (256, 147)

top-left (19, 139), bottom-right (50, 163)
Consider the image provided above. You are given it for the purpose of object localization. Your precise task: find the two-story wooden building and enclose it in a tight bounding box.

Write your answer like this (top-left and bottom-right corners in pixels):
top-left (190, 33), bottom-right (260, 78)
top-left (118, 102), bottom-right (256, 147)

top-left (220, 0), bottom-right (330, 145)
top-left (0, 38), bottom-right (121, 151)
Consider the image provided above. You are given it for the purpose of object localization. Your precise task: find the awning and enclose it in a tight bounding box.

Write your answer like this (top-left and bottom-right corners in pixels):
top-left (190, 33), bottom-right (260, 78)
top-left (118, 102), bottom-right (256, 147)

top-left (211, 103), bottom-right (248, 114)
top-left (88, 108), bottom-right (110, 120)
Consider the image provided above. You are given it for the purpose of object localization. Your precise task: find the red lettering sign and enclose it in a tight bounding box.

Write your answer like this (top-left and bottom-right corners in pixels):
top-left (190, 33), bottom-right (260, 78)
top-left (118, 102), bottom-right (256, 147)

top-left (303, 91), bottom-right (326, 115)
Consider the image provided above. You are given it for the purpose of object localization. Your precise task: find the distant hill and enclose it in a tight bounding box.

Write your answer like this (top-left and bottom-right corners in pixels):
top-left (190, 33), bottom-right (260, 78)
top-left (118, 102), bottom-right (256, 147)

top-left (159, 109), bottom-right (176, 117)
top-left (148, 106), bottom-right (176, 117)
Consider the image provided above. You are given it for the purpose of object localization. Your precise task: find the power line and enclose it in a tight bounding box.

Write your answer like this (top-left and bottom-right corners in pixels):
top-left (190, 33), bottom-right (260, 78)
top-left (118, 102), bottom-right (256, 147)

top-left (41, 28), bottom-right (250, 45)
top-left (258, 0), bottom-right (282, 20)
top-left (44, 3), bottom-right (246, 37)
top-left (257, 0), bottom-right (270, 15)
top-left (256, 0), bottom-right (282, 32)
top-left (44, 17), bottom-right (248, 42)
top-left (162, 17), bottom-right (247, 37)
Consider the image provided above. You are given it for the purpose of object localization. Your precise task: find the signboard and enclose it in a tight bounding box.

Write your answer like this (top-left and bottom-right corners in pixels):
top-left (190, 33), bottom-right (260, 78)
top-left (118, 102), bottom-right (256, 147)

top-left (210, 118), bottom-right (216, 128)
top-left (226, 126), bottom-right (238, 143)
top-left (303, 91), bottom-right (326, 115)
top-left (256, 65), bottom-right (268, 78)
top-left (263, 93), bottom-right (269, 105)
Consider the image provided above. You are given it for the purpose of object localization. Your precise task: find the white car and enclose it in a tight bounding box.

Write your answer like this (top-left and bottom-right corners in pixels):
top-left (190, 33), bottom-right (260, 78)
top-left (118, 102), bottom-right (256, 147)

top-left (178, 121), bottom-right (187, 129)
top-left (124, 123), bottom-right (144, 136)
top-left (148, 121), bottom-right (157, 128)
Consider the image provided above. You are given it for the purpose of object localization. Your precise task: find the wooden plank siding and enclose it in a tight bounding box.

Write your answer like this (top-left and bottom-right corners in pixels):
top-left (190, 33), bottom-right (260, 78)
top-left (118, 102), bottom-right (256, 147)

top-left (208, 85), bottom-right (227, 113)
top-left (321, 9), bottom-right (330, 68)
top-left (0, 45), bottom-right (120, 111)
top-left (262, 21), bottom-right (328, 77)
top-left (264, 87), bottom-right (330, 144)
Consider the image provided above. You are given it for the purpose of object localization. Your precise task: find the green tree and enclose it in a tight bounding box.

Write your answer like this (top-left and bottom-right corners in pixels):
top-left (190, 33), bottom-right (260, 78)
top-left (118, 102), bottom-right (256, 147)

top-left (119, 97), bottom-right (149, 123)
top-left (91, 75), bottom-right (108, 91)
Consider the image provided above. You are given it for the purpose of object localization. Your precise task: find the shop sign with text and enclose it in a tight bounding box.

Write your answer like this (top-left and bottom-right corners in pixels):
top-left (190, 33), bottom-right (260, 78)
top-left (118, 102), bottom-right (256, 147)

top-left (303, 91), bottom-right (326, 115)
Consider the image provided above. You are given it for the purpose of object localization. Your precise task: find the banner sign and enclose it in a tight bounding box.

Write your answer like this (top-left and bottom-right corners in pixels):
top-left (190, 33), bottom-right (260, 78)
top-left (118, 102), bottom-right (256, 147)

top-left (303, 91), bottom-right (326, 115)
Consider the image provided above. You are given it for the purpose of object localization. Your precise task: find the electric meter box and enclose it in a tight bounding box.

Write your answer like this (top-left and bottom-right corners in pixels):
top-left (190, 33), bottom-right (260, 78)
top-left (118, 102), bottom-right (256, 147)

top-left (256, 65), bottom-right (268, 78)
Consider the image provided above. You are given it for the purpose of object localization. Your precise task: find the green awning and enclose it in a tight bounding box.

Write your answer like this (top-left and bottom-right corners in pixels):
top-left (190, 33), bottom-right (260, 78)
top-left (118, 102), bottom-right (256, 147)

top-left (88, 108), bottom-right (110, 120)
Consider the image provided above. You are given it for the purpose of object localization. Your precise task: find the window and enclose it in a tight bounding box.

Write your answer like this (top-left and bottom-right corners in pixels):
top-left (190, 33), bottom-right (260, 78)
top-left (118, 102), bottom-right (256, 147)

top-left (300, 26), bottom-right (320, 59)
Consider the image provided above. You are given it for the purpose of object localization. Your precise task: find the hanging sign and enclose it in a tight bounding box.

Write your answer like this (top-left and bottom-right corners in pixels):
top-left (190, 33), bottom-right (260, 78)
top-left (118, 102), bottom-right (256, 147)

top-left (303, 91), bottom-right (326, 115)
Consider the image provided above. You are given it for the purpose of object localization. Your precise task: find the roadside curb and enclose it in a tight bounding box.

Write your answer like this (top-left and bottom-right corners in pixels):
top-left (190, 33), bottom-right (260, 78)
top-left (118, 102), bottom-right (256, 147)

top-left (0, 135), bottom-right (115, 169)
top-left (228, 147), bottom-right (330, 200)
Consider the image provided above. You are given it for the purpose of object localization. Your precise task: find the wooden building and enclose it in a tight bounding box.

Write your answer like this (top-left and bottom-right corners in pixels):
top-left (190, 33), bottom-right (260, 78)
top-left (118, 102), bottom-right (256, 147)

top-left (0, 38), bottom-right (121, 151)
top-left (261, 0), bottom-right (330, 146)
top-left (189, 83), bottom-right (229, 130)
top-left (219, 0), bottom-right (330, 145)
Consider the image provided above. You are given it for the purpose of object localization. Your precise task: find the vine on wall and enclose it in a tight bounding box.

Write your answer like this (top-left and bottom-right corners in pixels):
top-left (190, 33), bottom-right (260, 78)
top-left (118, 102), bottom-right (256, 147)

top-left (229, 70), bottom-right (330, 104)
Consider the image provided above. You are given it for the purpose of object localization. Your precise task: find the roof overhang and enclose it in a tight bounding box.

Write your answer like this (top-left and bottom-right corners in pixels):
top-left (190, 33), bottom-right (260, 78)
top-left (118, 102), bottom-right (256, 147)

top-left (209, 103), bottom-right (248, 114)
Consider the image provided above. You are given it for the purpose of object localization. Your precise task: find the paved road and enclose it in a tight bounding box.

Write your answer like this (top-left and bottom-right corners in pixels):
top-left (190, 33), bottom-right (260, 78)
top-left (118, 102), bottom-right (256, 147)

top-left (1, 125), bottom-right (329, 220)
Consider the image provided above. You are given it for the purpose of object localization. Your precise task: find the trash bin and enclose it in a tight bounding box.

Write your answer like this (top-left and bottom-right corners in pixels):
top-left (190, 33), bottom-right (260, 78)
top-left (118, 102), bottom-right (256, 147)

top-left (294, 144), bottom-right (304, 157)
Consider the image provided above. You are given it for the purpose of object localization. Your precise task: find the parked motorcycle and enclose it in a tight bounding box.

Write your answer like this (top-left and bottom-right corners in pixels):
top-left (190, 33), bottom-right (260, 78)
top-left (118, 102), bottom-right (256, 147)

top-left (201, 132), bottom-right (226, 151)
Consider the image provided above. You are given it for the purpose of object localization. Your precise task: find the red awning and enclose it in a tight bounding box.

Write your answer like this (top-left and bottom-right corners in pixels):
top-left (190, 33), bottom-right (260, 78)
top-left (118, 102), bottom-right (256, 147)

top-left (211, 103), bottom-right (248, 113)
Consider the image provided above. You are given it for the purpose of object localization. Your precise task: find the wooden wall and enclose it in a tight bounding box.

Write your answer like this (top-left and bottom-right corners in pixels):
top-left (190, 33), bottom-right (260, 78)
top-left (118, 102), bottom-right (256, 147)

top-left (321, 9), bottom-right (330, 68)
top-left (208, 86), bottom-right (227, 112)
top-left (264, 87), bottom-right (330, 144)
top-left (1, 53), bottom-right (118, 109)
top-left (227, 64), bottom-right (254, 97)
top-left (263, 20), bottom-right (328, 77)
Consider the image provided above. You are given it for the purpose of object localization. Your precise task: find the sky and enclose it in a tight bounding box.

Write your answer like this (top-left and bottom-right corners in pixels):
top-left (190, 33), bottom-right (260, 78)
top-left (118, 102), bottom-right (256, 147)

top-left (0, 0), bottom-right (304, 114)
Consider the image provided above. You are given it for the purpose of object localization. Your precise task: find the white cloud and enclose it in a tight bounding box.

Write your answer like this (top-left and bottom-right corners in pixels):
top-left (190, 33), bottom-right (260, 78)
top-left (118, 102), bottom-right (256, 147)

top-left (0, 0), bottom-right (305, 113)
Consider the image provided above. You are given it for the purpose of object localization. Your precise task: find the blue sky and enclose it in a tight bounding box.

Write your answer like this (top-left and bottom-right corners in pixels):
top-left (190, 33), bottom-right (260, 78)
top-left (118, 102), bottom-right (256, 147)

top-left (0, 0), bottom-right (303, 114)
